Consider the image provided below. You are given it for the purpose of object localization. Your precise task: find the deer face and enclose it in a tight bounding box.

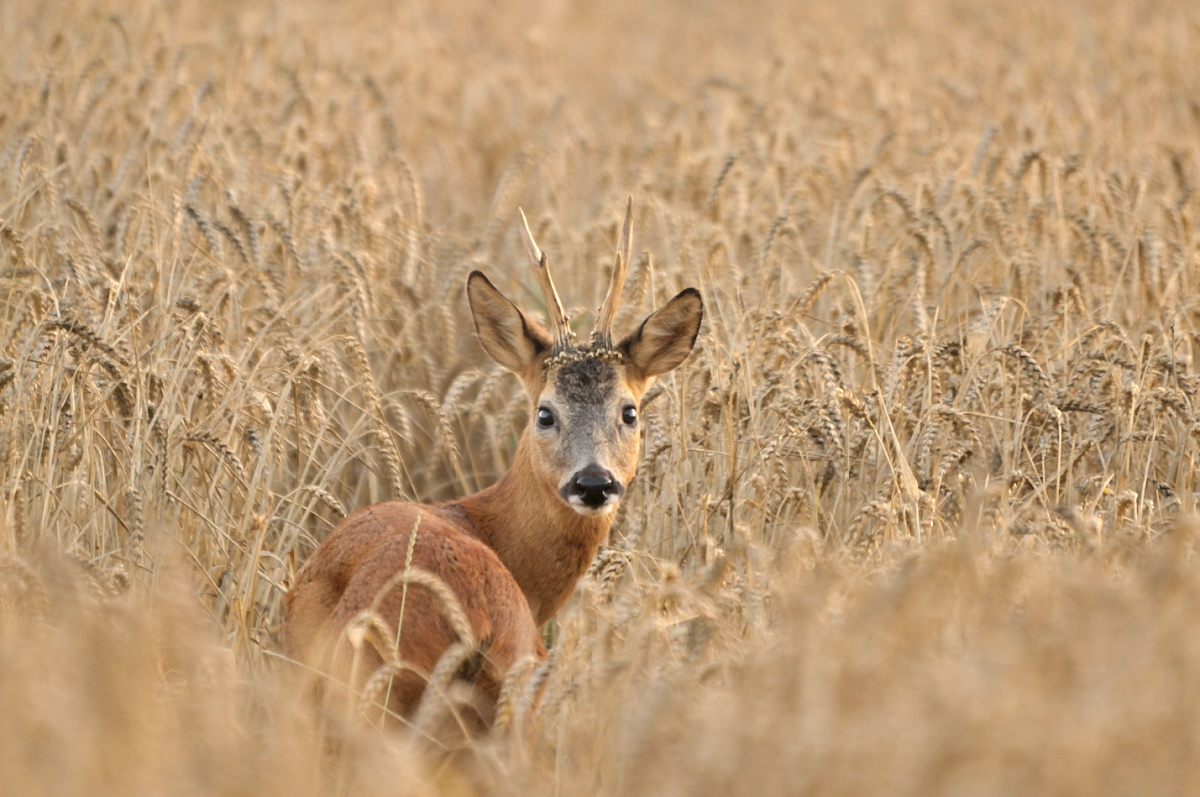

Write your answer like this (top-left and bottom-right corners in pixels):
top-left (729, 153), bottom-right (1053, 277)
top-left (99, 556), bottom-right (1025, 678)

top-left (466, 201), bottom-right (703, 516)
top-left (532, 356), bottom-right (640, 515)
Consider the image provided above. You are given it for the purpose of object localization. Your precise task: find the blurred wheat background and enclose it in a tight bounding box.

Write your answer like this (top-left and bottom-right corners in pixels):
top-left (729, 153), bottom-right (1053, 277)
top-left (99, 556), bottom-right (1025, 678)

top-left (3, 0), bottom-right (1200, 793)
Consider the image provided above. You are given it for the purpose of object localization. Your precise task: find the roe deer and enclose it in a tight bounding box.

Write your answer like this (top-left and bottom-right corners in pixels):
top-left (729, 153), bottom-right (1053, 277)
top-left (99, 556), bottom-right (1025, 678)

top-left (282, 198), bottom-right (704, 727)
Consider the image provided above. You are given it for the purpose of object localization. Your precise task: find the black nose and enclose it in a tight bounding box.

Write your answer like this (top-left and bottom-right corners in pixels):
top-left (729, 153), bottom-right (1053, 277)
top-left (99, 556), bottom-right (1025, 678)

top-left (563, 464), bottom-right (623, 509)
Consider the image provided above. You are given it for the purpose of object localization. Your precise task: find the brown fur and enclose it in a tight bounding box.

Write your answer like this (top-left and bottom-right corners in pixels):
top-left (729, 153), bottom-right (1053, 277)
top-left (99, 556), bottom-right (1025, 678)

top-left (283, 500), bottom-right (544, 724)
top-left (282, 427), bottom-right (619, 722)
top-left (283, 253), bottom-right (703, 727)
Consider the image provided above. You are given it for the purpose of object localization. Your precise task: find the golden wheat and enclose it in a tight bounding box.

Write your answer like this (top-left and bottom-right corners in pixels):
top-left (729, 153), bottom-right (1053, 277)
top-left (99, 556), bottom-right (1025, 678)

top-left (2, 0), bottom-right (1200, 792)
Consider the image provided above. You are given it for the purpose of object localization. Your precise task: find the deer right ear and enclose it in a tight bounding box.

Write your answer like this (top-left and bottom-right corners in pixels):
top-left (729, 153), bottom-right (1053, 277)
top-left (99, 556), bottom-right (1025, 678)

top-left (467, 271), bottom-right (553, 378)
top-left (619, 287), bottom-right (704, 382)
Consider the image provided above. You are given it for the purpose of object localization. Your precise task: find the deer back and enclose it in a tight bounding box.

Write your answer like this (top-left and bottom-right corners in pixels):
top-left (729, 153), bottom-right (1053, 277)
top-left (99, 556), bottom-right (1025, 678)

top-left (283, 501), bottom-right (543, 724)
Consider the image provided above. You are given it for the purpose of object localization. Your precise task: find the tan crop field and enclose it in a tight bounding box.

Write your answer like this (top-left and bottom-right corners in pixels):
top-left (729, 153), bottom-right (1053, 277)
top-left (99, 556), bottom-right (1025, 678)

top-left (3, 0), bottom-right (1200, 792)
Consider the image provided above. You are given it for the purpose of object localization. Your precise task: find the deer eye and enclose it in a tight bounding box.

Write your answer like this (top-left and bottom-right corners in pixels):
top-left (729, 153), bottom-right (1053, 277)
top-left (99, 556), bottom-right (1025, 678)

top-left (536, 407), bottom-right (557, 429)
top-left (621, 405), bottom-right (638, 427)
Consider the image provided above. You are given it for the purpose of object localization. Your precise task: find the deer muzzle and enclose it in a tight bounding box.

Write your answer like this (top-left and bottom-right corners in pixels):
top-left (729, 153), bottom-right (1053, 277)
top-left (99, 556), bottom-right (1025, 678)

top-left (561, 464), bottom-right (624, 513)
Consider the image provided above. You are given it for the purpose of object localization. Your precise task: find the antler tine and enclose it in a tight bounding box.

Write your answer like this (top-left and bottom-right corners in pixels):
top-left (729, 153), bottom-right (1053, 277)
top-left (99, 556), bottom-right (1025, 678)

top-left (519, 208), bottom-right (573, 351)
top-left (592, 196), bottom-right (633, 350)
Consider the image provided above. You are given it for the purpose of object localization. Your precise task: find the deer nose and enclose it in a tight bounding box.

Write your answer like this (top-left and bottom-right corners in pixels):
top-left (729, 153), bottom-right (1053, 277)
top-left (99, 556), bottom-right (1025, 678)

top-left (563, 465), bottom-right (623, 509)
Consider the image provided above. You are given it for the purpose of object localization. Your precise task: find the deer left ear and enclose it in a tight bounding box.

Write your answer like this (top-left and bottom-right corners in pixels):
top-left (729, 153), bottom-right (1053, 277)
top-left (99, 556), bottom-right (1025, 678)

top-left (619, 288), bottom-right (704, 381)
top-left (467, 270), bottom-right (553, 381)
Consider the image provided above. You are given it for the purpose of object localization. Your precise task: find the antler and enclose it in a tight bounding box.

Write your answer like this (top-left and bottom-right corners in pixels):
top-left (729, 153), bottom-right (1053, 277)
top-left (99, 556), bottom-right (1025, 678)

top-left (592, 196), bottom-right (633, 350)
top-left (518, 208), bottom-right (573, 351)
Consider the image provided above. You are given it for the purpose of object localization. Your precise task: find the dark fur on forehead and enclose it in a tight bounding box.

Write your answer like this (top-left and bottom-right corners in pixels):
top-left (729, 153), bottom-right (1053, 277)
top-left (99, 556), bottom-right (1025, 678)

top-left (551, 356), bottom-right (618, 404)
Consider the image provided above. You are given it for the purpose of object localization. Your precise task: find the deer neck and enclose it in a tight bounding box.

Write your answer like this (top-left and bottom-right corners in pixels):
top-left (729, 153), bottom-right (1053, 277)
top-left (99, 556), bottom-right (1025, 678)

top-left (456, 435), bottom-right (611, 626)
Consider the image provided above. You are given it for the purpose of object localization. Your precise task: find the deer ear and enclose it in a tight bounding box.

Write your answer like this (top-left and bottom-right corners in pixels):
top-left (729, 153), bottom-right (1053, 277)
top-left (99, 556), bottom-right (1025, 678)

top-left (619, 288), bottom-right (704, 381)
top-left (467, 271), bottom-right (552, 378)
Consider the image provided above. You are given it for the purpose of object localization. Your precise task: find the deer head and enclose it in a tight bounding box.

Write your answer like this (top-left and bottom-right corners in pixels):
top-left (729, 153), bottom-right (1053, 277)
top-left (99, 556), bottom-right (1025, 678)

top-left (467, 198), bottom-right (704, 516)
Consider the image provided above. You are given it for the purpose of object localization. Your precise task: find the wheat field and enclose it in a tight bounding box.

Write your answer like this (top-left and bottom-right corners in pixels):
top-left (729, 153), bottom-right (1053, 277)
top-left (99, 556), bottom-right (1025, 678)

top-left (2, 0), bottom-right (1200, 792)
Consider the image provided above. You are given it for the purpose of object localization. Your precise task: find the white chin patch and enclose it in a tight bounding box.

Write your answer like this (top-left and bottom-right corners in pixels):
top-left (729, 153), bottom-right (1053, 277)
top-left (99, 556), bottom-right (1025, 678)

top-left (566, 497), bottom-right (618, 516)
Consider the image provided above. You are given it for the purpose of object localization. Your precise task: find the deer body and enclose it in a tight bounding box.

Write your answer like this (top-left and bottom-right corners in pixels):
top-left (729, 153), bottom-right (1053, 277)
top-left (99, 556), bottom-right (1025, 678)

top-left (283, 199), bottom-right (703, 726)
